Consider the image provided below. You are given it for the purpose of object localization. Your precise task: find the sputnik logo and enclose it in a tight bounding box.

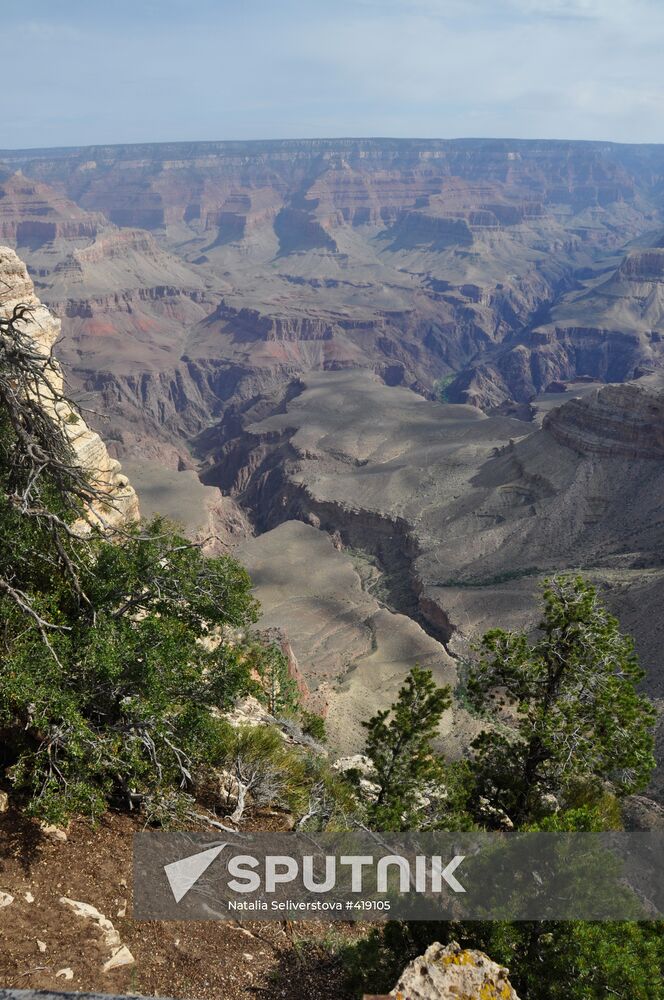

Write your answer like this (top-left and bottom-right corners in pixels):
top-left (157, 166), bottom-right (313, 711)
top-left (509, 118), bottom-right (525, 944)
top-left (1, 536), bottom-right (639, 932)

top-left (163, 844), bottom-right (467, 903)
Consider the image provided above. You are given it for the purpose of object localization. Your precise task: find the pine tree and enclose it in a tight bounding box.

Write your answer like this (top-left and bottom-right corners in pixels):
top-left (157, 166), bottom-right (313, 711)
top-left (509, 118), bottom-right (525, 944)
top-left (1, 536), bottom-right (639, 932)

top-left (362, 665), bottom-right (451, 829)
top-left (467, 575), bottom-right (656, 825)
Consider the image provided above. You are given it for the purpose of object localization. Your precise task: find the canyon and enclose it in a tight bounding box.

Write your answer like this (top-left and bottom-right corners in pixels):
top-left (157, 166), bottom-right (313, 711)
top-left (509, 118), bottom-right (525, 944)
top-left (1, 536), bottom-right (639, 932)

top-left (1, 137), bottom-right (664, 791)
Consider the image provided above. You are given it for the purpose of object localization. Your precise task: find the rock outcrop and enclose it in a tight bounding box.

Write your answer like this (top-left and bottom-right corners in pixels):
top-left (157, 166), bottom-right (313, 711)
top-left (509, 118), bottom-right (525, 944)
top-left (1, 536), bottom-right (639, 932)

top-left (59, 898), bottom-right (135, 974)
top-left (364, 941), bottom-right (520, 1000)
top-left (544, 381), bottom-right (664, 459)
top-left (0, 173), bottom-right (102, 244)
top-left (235, 517), bottom-right (471, 757)
top-left (618, 248), bottom-right (664, 282)
top-left (0, 245), bottom-right (139, 529)
top-left (450, 239), bottom-right (664, 410)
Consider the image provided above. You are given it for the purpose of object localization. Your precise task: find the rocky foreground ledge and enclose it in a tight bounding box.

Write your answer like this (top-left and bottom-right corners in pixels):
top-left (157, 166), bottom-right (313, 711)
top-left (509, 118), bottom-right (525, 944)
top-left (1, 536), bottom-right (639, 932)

top-left (0, 942), bottom-right (519, 1000)
top-left (0, 994), bottom-right (147, 1000)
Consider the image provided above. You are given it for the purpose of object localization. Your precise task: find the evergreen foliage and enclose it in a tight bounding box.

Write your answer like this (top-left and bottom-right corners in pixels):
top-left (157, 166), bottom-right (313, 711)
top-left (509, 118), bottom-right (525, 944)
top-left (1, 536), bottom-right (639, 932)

top-left (362, 665), bottom-right (453, 829)
top-left (0, 515), bottom-right (266, 823)
top-left (342, 918), bottom-right (664, 1000)
top-left (466, 575), bottom-right (656, 825)
top-left (0, 304), bottom-right (305, 823)
top-left (342, 577), bottom-right (661, 998)
top-left (254, 640), bottom-right (300, 716)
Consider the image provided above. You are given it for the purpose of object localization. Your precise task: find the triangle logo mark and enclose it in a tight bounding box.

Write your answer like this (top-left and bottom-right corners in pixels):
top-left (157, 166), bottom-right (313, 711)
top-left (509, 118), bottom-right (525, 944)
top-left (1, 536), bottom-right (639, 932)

top-left (164, 843), bottom-right (229, 903)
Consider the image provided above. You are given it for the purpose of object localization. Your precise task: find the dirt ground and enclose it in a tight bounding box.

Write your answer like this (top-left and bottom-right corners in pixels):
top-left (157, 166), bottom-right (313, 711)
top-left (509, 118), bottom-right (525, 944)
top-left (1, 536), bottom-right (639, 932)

top-left (0, 802), bottom-right (368, 1000)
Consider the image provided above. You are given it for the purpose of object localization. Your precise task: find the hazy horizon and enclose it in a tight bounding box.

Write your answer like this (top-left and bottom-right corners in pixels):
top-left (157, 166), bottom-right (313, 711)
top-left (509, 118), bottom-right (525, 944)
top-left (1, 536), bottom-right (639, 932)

top-left (3, 133), bottom-right (664, 154)
top-left (3, 0), bottom-right (663, 150)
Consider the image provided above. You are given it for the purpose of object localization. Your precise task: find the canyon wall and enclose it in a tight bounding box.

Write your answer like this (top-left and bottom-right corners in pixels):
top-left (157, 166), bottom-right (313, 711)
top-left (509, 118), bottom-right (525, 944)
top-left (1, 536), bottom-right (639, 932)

top-left (204, 370), bottom-right (664, 713)
top-left (544, 381), bottom-right (664, 458)
top-left (1, 138), bottom-right (664, 467)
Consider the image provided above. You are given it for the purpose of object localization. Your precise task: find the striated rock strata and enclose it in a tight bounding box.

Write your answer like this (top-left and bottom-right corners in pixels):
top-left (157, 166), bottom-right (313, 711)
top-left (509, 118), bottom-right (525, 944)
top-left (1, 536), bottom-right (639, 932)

top-left (450, 240), bottom-right (664, 410)
top-left (3, 137), bottom-right (664, 463)
top-left (544, 381), bottom-right (664, 458)
top-left (200, 368), bottom-right (664, 791)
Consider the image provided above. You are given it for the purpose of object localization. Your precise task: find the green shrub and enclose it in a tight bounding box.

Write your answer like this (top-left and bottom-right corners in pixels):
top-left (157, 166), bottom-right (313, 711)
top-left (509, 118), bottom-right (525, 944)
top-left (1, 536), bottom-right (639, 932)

top-left (253, 640), bottom-right (300, 715)
top-left (465, 575), bottom-right (656, 826)
top-left (0, 516), bottom-right (272, 824)
top-left (433, 373), bottom-right (456, 402)
top-left (300, 709), bottom-right (327, 742)
top-left (342, 578), bottom-right (660, 999)
top-left (0, 307), bottom-right (353, 828)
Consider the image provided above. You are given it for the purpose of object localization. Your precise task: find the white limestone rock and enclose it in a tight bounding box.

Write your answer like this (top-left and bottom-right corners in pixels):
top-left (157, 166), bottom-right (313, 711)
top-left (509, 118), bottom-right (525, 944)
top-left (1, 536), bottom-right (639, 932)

top-left (386, 941), bottom-right (520, 1000)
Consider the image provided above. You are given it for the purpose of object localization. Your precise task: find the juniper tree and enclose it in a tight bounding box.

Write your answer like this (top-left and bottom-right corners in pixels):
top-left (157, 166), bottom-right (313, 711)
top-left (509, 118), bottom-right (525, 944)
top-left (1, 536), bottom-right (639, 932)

top-left (467, 575), bottom-right (656, 825)
top-left (255, 640), bottom-right (300, 716)
top-left (0, 304), bottom-right (104, 652)
top-left (0, 304), bottom-right (269, 822)
top-left (342, 580), bottom-right (660, 1000)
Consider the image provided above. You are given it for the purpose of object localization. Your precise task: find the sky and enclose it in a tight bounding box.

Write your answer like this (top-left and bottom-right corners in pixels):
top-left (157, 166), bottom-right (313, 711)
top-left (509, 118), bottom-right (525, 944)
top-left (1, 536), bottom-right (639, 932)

top-left (2, 0), bottom-right (663, 149)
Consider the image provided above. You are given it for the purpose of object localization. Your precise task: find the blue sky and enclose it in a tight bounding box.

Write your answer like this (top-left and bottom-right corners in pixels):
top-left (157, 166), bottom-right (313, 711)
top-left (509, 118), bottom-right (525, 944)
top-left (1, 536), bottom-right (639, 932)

top-left (3, 0), bottom-right (663, 148)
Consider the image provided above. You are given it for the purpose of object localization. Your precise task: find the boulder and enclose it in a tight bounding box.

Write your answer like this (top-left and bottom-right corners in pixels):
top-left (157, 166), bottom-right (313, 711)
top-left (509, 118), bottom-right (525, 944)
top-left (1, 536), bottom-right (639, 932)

top-left (103, 945), bottom-right (136, 972)
top-left (331, 754), bottom-right (381, 801)
top-left (59, 896), bottom-right (121, 950)
top-left (365, 940), bottom-right (520, 999)
top-left (39, 821), bottom-right (68, 842)
top-left (59, 896), bottom-right (134, 972)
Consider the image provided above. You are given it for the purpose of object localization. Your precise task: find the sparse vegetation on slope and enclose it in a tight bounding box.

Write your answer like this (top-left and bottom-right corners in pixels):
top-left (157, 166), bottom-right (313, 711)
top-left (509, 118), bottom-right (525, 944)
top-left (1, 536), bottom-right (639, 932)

top-left (329, 584), bottom-right (661, 998)
top-left (1, 296), bottom-right (661, 999)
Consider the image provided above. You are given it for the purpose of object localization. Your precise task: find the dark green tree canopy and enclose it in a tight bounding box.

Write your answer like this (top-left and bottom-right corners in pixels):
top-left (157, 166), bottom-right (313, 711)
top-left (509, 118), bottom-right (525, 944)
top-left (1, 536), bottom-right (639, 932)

top-left (467, 575), bottom-right (656, 825)
top-left (345, 581), bottom-right (660, 1000)
top-left (362, 665), bottom-right (453, 830)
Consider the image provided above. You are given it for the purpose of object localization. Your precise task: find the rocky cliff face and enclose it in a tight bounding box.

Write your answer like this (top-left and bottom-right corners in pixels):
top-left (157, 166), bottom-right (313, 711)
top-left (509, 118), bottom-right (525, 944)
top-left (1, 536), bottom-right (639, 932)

top-left (0, 245), bottom-right (139, 529)
top-left (197, 367), bottom-right (664, 782)
top-left (544, 381), bottom-right (664, 458)
top-left (450, 237), bottom-right (664, 410)
top-left (3, 138), bottom-right (660, 233)
top-left (0, 173), bottom-right (103, 243)
top-left (618, 248), bottom-right (664, 282)
top-left (449, 325), bottom-right (652, 409)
